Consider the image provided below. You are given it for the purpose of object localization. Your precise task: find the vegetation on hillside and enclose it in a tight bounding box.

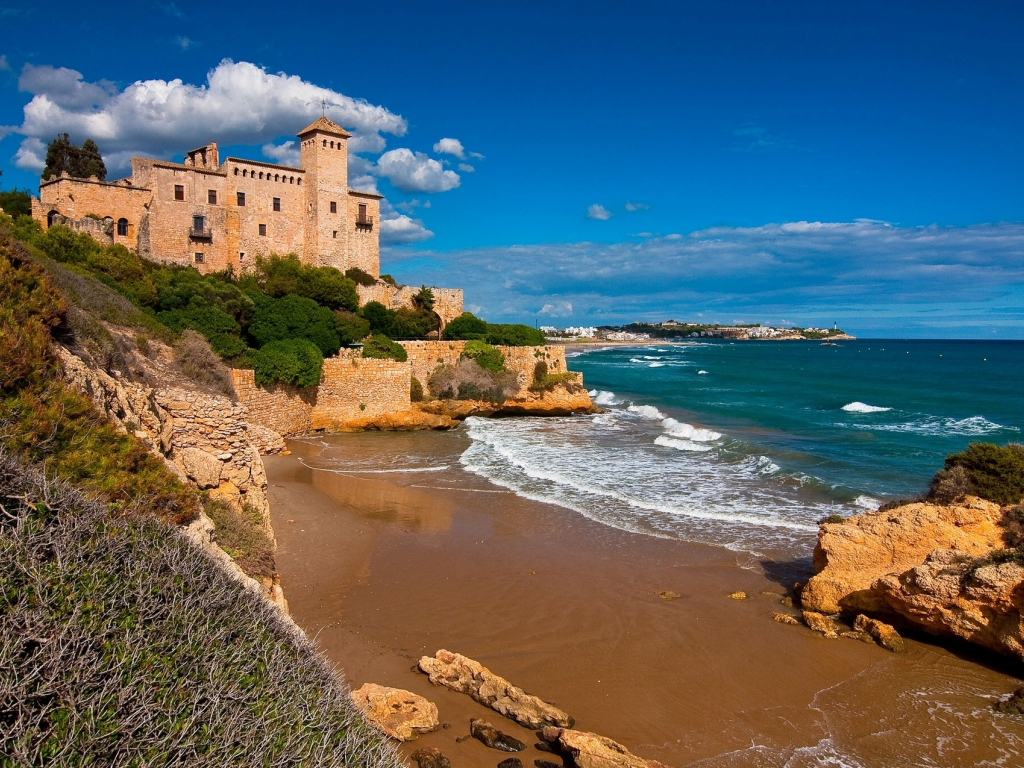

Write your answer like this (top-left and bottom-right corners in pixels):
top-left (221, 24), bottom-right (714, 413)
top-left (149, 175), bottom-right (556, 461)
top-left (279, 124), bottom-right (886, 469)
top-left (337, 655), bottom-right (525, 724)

top-left (928, 442), bottom-right (1024, 506)
top-left (443, 310), bottom-right (545, 346)
top-left (0, 452), bottom-right (401, 766)
top-left (529, 359), bottom-right (584, 394)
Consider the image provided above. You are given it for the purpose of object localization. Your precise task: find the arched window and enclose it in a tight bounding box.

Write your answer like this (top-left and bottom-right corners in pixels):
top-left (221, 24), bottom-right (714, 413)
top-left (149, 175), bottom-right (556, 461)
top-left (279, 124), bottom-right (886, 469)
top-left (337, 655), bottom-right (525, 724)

top-left (234, 168), bottom-right (239, 175)
top-left (274, 174), bottom-right (279, 182)
top-left (330, 140), bottom-right (335, 149)
top-left (47, 210), bottom-right (58, 227)
top-left (297, 178), bottom-right (302, 186)
top-left (259, 172), bottom-right (263, 179)
top-left (117, 218), bottom-right (129, 236)
top-left (322, 139), bottom-right (327, 147)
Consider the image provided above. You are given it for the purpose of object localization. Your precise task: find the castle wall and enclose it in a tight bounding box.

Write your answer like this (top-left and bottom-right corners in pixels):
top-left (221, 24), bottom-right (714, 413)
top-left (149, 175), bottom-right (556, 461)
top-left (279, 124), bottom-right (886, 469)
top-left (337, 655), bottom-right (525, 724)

top-left (355, 283), bottom-right (464, 330)
top-left (35, 176), bottom-right (151, 250)
top-left (398, 341), bottom-right (567, 395)
top-left (230, 369), bottom-right (316, 436)
top-left (311, 352), bottom-right (410, 430)
top-left (223, 159), bottom-right (306, 272)
top-left (345, 191), bottom-right (380, 276)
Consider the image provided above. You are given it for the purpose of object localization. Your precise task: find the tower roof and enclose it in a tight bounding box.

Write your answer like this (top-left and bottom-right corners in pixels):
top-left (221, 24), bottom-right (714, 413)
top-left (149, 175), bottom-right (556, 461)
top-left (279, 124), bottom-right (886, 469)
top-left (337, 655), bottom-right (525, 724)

top-left (297, 117), bottom-right (352, 138)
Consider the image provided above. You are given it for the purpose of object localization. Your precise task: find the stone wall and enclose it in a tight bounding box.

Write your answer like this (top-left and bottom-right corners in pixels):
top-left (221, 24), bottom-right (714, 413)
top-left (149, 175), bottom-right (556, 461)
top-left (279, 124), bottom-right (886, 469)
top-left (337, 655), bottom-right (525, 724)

top-left (399, 341), bottom-right (569, 395)
top-left (231, 369), bottom-right (316, 436)
top-left (355, 283), bottom-right (464, 330)
top-left (35, 175), bottom-right (151, 250)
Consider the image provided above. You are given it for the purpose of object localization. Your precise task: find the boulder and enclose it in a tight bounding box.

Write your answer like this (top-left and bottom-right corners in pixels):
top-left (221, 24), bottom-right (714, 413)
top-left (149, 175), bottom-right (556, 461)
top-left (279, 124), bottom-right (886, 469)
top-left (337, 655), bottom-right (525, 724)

top-left (178, 447), bottom-right (223, 489)
top-left (498, 760), bottom-right (524, 768)
top-left (802, 611), bottom-right (843, 639)
top-left (853, 614), bottom-right (907, 653)
top-left (772, 612), bottom-right (800, 626)
top-left (470, 718), bottom-right (526, 752)
top-left (418, 649), bottom-right (574, 729)
top-left (350, 683), bottom-right (439, 741)
top-left (410, 747), bottom-right (451, 768)
top-left (801, 497), bottom-right (1003, 615)
top-left (874, 549), bottom-right (1024, 662)
top-left (555, 728), bottom-right (671, 768)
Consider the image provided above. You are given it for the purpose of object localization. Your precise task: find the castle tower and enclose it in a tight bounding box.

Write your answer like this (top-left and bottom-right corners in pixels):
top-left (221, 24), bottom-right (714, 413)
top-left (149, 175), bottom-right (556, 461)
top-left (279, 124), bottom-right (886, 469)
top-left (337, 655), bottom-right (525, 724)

top-left (299, 117), bottom-right (352, 268)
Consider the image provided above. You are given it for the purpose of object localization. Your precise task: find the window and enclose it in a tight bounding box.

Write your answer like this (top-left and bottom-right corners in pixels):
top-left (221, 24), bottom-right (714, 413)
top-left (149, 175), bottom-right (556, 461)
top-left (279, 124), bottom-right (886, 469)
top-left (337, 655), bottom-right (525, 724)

top-left (297, 178), bottom-right (302, 186)
top-left (258, 224), bottom-right (267, 236)
top-left (259, 172), bottom-right (264, 180)
top-left (194, 253), bottom-right (204, 263)
top-left (242, 169), bottom-right (248, 177)
top-left (234, 168), bottom-right (239, 176)
top-left (174, 184), bottom-right (185, 201)
top-left (358, 203), bottom-right (367, 217)
top-left (330, 201), bottom-right (337, 214)
top-left (332, 231), bottom-right (337, 239)
top-left (274, 174), bottom-right (280, 182)
top-left (208, 190), bottom-right (217, 204)
top-left (117, 218), bottom-right (128, 236)
top-left (273, 197), bottom-right (281, 212)
top-left (239, 252), bottom-right (245, 262)
top-left (237, 192), bottom-right (245, 207)
top-left (193, 215), bottom-right (205, 233)
top-left (322, 139), bottom-right (327, 147)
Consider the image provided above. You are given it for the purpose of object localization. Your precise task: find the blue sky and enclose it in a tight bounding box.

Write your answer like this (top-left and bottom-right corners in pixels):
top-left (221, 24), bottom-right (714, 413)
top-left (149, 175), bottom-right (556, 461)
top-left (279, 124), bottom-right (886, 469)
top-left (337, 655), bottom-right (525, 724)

top-left (1, 0), bottom-right (1022, 336)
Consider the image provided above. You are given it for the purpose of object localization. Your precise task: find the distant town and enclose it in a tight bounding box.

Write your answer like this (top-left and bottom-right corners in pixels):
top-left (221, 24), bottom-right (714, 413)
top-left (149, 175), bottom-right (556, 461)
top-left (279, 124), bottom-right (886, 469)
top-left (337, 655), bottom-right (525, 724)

top-left (541, 320), bottom-right (855, 342)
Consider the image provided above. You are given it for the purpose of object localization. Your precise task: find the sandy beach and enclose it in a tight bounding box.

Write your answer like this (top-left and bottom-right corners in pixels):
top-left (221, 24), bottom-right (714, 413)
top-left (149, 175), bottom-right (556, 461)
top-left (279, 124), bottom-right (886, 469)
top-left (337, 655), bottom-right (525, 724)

top-left (265, 429), bottom-right (1024, 768)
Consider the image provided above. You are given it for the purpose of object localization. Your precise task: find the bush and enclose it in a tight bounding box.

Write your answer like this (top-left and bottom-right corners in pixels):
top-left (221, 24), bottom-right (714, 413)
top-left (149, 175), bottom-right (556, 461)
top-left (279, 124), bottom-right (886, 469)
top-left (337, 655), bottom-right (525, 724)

top-left (335, 308), bottom-right (371, 345)
top-left (0, 454), bottom-right (402, 766)
top-left (390, 306), bottom-right (438, 338)
top-left (248, 294), bottom-right (341, 356)
top-left (361, 334), bottom-right (407, 362)
top-left (361, 300), bottom-right (395, 336)
top-left (928, 443), bottom-right (1024, 506)
top-left (443, 311), bottom-right (488, 340)
top-left (427, 359), bottom-right (519, 403)
top-left (486, 323), bottom-right (546, 347)
top-left (345, 266), bottom-right (377, 286)
top-left (250, 338), bottom-right (324, 388)
top-left (204, 498), bottom-right (275, 578)
top-left (379, 273), bottom-right (398, 287)
top-left (0, 188), bottom-right (32, 218)
top-left (462, 339), bottom-right (505, 372)
top-left (413, 285), bottom-right (435, 311)
top-left (173, 330), bottom-right (236, 398)
top-left (818, 514), bottom-right (846, 526)
top-left (36, 224), bottom-right (103, 265)
top-left (410, 376), bottom-right (424, 402)
top-left (250, 253), bottom-right (358, 311)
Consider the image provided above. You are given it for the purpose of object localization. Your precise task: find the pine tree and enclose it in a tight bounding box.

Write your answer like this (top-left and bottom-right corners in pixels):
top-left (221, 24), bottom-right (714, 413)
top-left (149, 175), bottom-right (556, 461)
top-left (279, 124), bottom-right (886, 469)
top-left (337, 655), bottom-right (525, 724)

top-left (42, 134), bottom-right (76, 180)
top-left (78, 139), bottom-right (107, 180)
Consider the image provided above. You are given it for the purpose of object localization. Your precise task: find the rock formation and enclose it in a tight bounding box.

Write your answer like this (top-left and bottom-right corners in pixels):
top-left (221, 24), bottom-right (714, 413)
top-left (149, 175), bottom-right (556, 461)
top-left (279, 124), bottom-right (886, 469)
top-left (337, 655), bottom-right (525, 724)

top-left (418, 649), bottom-right (574, 730)
top-left (801, 496), bottom-right (1004, 615)
top-left (350, 683), bottom-right (439, 741)
top-left (543, 728), bottom-right (670, 768)
top-left (410, 747), bottom-right (451, 768)
top-left (469, 718), bottom-right (527, 752)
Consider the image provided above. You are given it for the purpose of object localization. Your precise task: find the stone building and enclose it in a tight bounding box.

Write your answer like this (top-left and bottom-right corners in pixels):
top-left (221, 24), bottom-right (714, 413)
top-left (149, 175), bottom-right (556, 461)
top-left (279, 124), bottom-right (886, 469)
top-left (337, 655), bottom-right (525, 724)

top-left (31, 117), bottom-right (382, 276)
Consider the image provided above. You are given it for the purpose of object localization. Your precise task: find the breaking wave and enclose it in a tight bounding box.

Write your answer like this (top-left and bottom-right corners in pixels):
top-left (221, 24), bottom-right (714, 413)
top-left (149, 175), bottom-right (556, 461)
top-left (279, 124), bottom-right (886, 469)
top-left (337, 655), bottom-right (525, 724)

top-left (842, 401), bottom-right (892, 413)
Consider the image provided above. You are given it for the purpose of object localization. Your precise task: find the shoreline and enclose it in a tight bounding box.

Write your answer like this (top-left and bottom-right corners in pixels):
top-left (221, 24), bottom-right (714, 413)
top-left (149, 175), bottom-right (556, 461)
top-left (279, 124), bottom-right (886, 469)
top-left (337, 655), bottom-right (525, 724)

top-left (264, 431), bottom-right (1024, 767)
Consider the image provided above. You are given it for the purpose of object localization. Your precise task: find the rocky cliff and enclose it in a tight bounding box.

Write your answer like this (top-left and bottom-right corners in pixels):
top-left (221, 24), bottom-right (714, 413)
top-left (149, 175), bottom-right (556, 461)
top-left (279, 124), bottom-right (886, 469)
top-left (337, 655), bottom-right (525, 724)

top-left (801, 496), bottom-right (1024, 662)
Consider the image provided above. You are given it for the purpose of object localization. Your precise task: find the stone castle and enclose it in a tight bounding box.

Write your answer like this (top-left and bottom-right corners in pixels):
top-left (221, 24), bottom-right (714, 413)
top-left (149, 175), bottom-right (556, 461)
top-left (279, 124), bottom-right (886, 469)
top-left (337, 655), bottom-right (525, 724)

top-left (30, 117), bottom-right (463, 325)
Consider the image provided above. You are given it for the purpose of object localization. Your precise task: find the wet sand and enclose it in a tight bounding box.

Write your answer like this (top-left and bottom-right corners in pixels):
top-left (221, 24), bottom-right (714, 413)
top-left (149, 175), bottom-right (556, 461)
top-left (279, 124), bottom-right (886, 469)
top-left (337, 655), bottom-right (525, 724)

top-left (265, 430), bottom-right (1024, 768)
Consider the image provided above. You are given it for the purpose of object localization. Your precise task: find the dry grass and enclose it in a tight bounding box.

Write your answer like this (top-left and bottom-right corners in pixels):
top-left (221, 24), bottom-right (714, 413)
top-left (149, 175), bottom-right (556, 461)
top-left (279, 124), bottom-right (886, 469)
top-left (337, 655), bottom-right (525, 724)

top-left (173, 329), bottom-right (236, 399)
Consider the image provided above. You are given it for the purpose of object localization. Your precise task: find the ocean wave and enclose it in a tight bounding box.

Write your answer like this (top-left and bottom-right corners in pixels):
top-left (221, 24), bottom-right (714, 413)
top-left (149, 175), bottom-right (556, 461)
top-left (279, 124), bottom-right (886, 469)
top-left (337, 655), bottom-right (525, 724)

top-left (654, 435), bottom-right (712, 452)
top-left (627, 404), bottom-right (667, 420)
top-left (299, 460), bottom-right (450, 474)
top-left (842, 401), bottom-right (892, 413)
top-left (662, 417), bottom-right (722, 442)
top-left (846, 415), bottom-right (1017, 437)
top-left (589, 389), bottom-right (621, 406)
top-left (641, 355), bottom-right (663, 360)
top-left (648, 362), bottom-right (666, 367)
top-left (855, 495), bottom-right (881, 510)
top-left (698, 370), bottom-right (708, 375)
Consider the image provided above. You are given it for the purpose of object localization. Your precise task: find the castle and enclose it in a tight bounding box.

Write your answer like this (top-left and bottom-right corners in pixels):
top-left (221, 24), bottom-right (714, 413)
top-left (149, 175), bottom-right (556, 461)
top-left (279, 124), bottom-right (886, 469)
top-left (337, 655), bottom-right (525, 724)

top-left (30, 117), bottom-right (463, 325)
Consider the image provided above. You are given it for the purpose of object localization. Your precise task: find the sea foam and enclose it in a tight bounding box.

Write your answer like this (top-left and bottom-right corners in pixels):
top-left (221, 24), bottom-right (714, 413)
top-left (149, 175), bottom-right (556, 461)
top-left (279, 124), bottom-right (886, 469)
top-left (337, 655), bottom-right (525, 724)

top-left (842, 402), bottom-right (892, 413)
top-left (662, 418), bottom-right (722, 442)
top-left (627, 404), bottom-right (667, 420)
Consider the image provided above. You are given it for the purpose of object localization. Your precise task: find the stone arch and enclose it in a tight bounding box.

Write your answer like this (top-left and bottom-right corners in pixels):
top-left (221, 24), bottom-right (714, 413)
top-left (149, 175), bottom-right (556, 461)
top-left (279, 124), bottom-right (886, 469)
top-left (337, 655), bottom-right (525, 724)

top-left (47, 210), bottom-right (59, 227)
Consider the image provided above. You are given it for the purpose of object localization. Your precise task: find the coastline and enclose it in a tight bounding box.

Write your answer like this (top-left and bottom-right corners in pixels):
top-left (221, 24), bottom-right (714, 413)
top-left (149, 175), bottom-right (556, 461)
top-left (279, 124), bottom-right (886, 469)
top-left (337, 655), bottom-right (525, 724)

top-left (264, 431), bottom-right (1024, 767)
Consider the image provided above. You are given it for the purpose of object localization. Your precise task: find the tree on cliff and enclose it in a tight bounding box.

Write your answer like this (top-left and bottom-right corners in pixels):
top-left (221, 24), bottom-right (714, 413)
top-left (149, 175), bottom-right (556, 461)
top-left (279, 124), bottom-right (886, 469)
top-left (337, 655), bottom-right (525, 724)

top-left (42, 134), bottom-right (107, 181)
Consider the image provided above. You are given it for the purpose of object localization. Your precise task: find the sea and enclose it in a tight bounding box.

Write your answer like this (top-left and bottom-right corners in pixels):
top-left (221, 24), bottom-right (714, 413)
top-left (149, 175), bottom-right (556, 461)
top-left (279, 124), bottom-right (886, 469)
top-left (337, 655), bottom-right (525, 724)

top-left (460, 339), bottom-right (1024, 559)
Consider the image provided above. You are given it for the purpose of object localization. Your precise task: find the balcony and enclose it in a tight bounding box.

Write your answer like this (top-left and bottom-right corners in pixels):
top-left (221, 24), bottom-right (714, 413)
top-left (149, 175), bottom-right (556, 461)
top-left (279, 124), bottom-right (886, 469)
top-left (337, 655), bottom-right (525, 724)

top-left (189, 227), bottom-right (213, 241)
top-left (355, 213), bottom-right (374, 230)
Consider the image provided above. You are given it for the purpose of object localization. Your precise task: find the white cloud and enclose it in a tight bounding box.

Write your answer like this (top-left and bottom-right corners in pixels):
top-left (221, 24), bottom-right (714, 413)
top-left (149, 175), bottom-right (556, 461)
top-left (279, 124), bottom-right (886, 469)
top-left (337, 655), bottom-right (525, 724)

top-left (540, 301), bottom-right (573, 317)
top-left (625, 201), bottom-right (650, 211)
top-left (13, 136), bottom-right (45, 171)
top-left (380, 220), bottom-right (1024, 336)
top-left (175, 36), bottom-right (198, 50)
top-left (349, 175), bottom-right (380, 194)
top-left (376, 148), bottom-right (460, 193)
top-left (469, 151), bottom-right (485, 160)
top-left (586, 204), bottom-right (612, 220)
top-left (433, 137), bottom-right (465, 159)
top-left (11, 59), bottom-right (407, 173)
top-left (395, 199), bottom-right (431, 212)
top-left (458, 162), bottom-right (475, 173)
top-left (0, 55), bottom-right (11, 72)
top-left (261, 140), bottom-right (300, 167)
top-left (379, 200), bottom-right (433, 244)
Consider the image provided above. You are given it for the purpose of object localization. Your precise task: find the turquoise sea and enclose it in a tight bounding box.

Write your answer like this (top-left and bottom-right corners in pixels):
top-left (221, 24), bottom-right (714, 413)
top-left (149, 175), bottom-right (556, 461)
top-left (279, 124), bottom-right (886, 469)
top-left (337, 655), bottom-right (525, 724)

top-left (460, 339), bottom-right (1023, 558)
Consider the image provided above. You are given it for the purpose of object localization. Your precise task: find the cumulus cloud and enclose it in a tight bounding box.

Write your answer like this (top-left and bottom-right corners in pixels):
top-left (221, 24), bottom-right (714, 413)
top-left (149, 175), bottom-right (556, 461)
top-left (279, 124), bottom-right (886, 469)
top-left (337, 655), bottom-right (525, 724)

top-left (625, 201), bottom-right (649, 211)
top-left (10, 59), bottom-right (407, 173)
top-left (375, 148), bottom-right (460, 193)
top-left (395, 199), bottom-right (430, 212)
top-left (586, 204), bottom-right (612, 220)
top-left (433, 137), bottom-right (465, 158)
top-left (12, 136), bottom-right (45, 171)
top-left (381, 220), bottom-right (1024, 336)
top-left (539, 301), bottom-right (573, 317)
top-left (458, 163), bottom-right (475, 173)
top-left (261, 140), bottom-right (300, 167)
top-left (379, 200), bottom-right (433, 245)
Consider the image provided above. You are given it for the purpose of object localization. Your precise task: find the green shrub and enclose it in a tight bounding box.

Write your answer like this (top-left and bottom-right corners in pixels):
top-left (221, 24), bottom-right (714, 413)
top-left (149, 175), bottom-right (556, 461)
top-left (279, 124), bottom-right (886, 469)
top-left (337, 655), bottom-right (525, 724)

top-left (0, 188), bottom-right (32, 218)
top-left (462, 339), bottom-right (505, 372)
top-left (390, 306), bottom-right (438, 338)
top-left (36, 224), bottom-right (103, 265)
top-left (248, 294), bottom-right (341, 356)
top-left (486, 323), bottom-right (545, 347)
top-left (928, 443), bottom-right (1024, 506)
top-left (335, 308), bottom-right (371, 345)
top-left (361, 300), bottom-right (395, 336)
top-left (204, 498), bottom-right (275, 578)
top-left (250, 338), bottom-right (324, 388)
top-left (158, 302), bottom-right (248, 357)
top-left (379, 273), bottom-right (398, 287)
top-left (413, 285), bottom-right (435, 311)
top-left (427, 359), bottom-right (519, 403)
top-left (818, 514), bottom-right (846, 526)
top-left (250, 253), bottom-right (358, 311)
top-left (345, 266), bottom-right (377, 286)
top-left (410, 376), bottom-right (424, 402)
top-left (529, 358), bottom-right (583, 393)
top-left (361, 334), bottom-right (407, 362)
top-left (443, 311), bottom-right (488, 340)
